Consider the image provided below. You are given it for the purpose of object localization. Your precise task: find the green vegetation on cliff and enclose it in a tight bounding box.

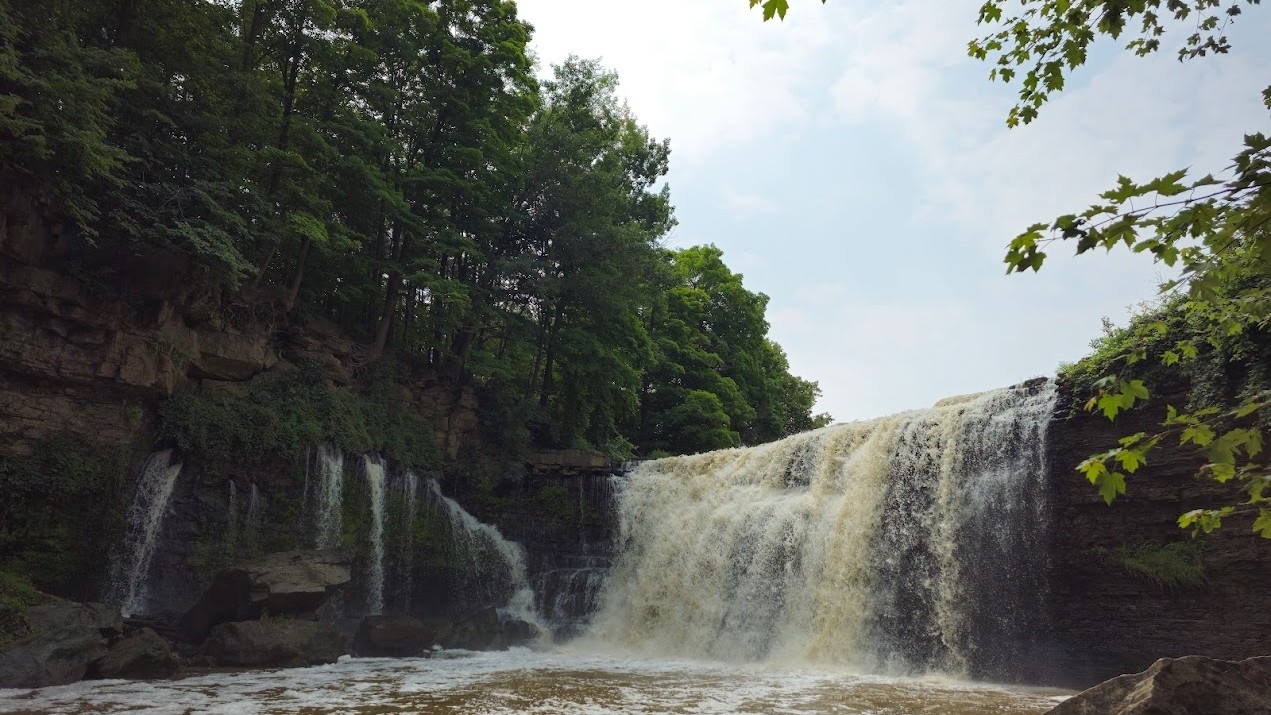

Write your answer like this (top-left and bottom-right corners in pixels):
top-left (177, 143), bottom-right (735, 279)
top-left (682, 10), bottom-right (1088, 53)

top-left (1, 0), bottom-right (827, 461)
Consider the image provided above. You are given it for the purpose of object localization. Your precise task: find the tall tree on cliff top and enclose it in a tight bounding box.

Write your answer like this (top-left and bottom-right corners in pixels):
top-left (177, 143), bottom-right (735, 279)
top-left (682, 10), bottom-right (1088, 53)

top-left (753, 0), bottom-right (1271, 536)
top-left (636, 245), bottom-right (829, 456)
top-left (518, 58), bottom-right (673, 453)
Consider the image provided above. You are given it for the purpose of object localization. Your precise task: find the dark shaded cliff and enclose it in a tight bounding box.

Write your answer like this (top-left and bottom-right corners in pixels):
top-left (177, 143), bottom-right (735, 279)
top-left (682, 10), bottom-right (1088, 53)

top-left (1043, 379), bottom-right (1271, 687)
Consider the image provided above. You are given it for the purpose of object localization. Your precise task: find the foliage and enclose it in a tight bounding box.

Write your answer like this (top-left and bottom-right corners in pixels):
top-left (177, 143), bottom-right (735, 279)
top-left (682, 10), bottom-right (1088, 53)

top-left (159, 363), bottom-right (440, 472)
top-left (0, 437), bottom-right (126, 596)
top-left (0, 570), bottom-right (44, 647)
top-left (970, 1), bottom-right (1271, 536)
top-left (2, 1), bottom-right (828, 462)
top-left (1093, 541), bottom-right (1208, 588)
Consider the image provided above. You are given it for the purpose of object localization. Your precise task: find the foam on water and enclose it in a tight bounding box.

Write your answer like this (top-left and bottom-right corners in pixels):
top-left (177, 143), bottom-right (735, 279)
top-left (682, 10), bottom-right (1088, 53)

top-left (0, 649), bottom-right (1070, 715)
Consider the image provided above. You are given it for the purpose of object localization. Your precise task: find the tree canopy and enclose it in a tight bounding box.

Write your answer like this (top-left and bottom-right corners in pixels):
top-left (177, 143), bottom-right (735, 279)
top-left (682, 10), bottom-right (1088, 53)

top-left (1, 0), bottom-right (829, 460)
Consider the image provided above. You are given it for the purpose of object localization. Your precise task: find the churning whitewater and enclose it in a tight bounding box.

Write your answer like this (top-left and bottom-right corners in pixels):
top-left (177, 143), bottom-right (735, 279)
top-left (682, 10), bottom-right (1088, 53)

top-left (586, 381), bottom-right (1056, 680)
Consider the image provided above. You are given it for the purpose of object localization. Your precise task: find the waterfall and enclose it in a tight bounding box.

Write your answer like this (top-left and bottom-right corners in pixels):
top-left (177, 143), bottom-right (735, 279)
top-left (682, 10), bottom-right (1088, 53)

top-left (313, 444), bottom-right (344, 549)
top-left (109, 450), bottom-right (184, 618)
top-left (364, 455), bottom-right (387, 616)
top-left (586, 381), bottom-right (1055, 679)
top-left (425, 479), bottom-right (542, 626)
top-left (395, 471), bottom-right (421, 613)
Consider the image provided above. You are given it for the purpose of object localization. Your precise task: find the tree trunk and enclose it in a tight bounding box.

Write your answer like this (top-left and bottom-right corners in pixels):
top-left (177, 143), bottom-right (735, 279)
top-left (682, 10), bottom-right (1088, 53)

top-left (284, 236), bottom-right (312, 310)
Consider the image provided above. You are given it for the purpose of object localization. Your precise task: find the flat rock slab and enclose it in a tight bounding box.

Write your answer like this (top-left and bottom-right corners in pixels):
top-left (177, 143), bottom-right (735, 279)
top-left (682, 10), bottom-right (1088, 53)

top-left (1048, 655), bottom-right (1271, 715)
top-left (182, 548), bottom-right (353, 641)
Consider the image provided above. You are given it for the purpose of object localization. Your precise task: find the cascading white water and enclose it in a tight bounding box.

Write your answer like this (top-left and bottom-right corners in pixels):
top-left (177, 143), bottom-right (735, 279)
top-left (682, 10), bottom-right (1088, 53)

top-left (109, 450), bottom-right (184, 618)
top-left (364, 455), bottom-right (388, 616)
top-left (586, 381), bottom-right (1056, 679)
top-left (314, 444), bottom-right (345, 549)
top-left (425, 479), bottom-right (542, 626)
top-left (396, 471), bottom-right (421, 611)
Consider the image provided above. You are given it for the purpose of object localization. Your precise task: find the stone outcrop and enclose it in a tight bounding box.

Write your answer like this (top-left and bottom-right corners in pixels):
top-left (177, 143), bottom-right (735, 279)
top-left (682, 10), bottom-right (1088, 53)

top-left (91, 628), bottom-right (180, 680)
top-left (1047, 655), bottom-right (1271, 715)
top-left (182, 549), bottom-right (354, 641)
top-left (203, 619), bottom-right (346, 668)
top-left (0, 600), bottom-right (122, 688)
top-left (1042, 381), bottom-right (1271, 687)
top-left (446, 607), bottom-right (541, 651)
top-left (352, 615), bottom-right (450, 657)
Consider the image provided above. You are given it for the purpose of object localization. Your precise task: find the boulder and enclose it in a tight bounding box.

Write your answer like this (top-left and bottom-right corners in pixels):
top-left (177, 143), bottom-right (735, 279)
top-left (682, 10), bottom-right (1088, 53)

top-left (445, 608), bottom-right (542, 651)
top-left (447, 607), bottom-right (504, 650)
top-left (352, 615), bottom-right (452, 657)
top-left (0, 600), bottom-right (120, 688)
top-left (204, 620), bottom-right (346, 668)
top-left (92, 628), bottom-right (180, 680)
top-left (1048, 655), bottom-right (1271, 715)
top-left (182, 548), bottom-right (353, 641)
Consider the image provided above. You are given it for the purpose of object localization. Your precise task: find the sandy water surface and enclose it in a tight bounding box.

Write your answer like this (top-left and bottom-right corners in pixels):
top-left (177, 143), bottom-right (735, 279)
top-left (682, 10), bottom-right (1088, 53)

top-left (0, 648), bottom-right (1070, 715)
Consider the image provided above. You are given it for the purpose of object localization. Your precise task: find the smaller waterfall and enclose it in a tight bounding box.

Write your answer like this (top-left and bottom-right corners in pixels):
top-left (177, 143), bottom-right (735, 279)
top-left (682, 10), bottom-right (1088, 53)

top-left (364, 455), bottom-right (387, 616)
top-left (244, 483), bottom-right (264, 554)
top-left (425, 479), bottom-right (542, 626)
top-left (395, 471), bottom-right (421, 612)
top-left (110, 450), bottom-right (184, 618)
top-left (314, 444), bottom-right (345, 549)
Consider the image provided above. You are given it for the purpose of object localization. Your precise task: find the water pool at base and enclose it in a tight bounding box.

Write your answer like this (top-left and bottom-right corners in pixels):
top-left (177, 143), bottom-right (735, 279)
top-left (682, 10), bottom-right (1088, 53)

top-left (0, 648), bottom-right (1070, 715)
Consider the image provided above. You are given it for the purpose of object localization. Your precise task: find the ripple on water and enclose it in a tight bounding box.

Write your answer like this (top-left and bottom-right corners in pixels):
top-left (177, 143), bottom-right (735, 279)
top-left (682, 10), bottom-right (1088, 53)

top-left (0, 650), bottom-right (1070, 715)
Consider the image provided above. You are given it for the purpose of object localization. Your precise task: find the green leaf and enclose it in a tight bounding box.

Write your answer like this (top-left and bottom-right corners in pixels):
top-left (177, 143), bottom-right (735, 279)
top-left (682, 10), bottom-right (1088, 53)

top-left (1253, 510), bottom-right (1271, 539)
top-left (1235, 400), bottom-right (1262, 419)
top-left (1098, 471), bottom-right (1127, 505)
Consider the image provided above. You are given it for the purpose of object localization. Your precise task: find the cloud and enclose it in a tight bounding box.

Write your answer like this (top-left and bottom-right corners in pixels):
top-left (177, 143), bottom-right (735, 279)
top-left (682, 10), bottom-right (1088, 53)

top-left (512, 0), bottom-right (1271, 423)
top-left (516, 0), bottom-right (837, 166)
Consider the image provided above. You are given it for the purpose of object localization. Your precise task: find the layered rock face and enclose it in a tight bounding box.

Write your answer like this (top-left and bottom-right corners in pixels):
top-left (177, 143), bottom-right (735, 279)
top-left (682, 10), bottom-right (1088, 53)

top-left (1043, 382), bottom-right (1271, 686)
top-left (0, 213), bottom-right (479, 462)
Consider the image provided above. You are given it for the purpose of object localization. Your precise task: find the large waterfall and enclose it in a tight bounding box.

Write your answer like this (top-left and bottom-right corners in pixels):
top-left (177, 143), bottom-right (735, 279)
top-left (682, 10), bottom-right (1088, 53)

top-left (585, 381), bottom-right (1056, 680)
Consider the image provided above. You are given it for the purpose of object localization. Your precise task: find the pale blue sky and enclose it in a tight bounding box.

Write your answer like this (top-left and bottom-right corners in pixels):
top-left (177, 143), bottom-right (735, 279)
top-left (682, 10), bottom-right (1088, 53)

top-left (516, 0), bottom-right (1271, 422)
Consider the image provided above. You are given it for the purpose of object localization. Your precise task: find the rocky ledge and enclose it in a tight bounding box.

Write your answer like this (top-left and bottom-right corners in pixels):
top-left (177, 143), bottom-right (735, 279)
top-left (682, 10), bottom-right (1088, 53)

top-left (1049, 655), bottom-right (1271, 715)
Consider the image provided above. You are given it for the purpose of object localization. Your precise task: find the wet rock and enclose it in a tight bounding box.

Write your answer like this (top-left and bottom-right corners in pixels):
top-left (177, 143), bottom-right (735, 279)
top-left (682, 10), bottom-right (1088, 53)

top-left (500, 618), bottom-right (541, 646)
top-left (445, 608), bottom-right (540, 651)
top-left (0, 600), bottom-right (120, 688)
top-left (447, 607), bottom-right (503, 650)
top-left (353, 615), bottom-right (452, 657)
top-left (204, 620), bottom-right (346, 668)
top-left (1047, 655), bottom-right (1271, 715)
top-left (92, 628), bottom-right (180, 680)
top-left (24, 600), bottom-right (123, 638)
top-left (182, 548), bottom-right (354, 641)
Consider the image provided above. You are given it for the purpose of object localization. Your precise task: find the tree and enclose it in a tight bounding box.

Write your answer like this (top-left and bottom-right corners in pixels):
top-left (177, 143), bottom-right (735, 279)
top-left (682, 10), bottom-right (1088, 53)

top-left (752, 0), bottom-right (1270, 536)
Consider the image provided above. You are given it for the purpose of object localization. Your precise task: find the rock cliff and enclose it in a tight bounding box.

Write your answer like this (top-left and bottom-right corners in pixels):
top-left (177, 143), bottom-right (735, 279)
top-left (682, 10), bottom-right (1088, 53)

top-left (1042, 380), bottom-right (1271, 687)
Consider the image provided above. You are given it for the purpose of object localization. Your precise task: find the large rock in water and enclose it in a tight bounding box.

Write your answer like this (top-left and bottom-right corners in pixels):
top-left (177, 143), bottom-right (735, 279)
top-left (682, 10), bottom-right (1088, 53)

top-left (204, 620), bottom-right (346, 668)
top-left (1048, 655), bottom-right (1271, 715)
top-left (0, 600), bottom-right (122, 688)
top-left (182, 548), bottom-right (353, 641)
top-left (91, 628), bottom-right (180, 680)
top-left (446, 607), bottom-right (542, 651)
top-left (352, 615), bottom-right (452, 657)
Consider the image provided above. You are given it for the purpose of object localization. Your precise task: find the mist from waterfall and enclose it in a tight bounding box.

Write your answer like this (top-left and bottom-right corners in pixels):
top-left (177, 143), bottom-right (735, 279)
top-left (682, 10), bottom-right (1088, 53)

top-left (585, 381), bottom-right (1056, 680)
top-left (109, 450), bottom-right (184, 618)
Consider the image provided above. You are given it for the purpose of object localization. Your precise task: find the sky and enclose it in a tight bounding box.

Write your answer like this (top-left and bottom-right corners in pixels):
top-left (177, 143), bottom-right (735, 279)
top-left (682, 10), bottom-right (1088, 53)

top-left (514, 0), bottom-right (1271, 423)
